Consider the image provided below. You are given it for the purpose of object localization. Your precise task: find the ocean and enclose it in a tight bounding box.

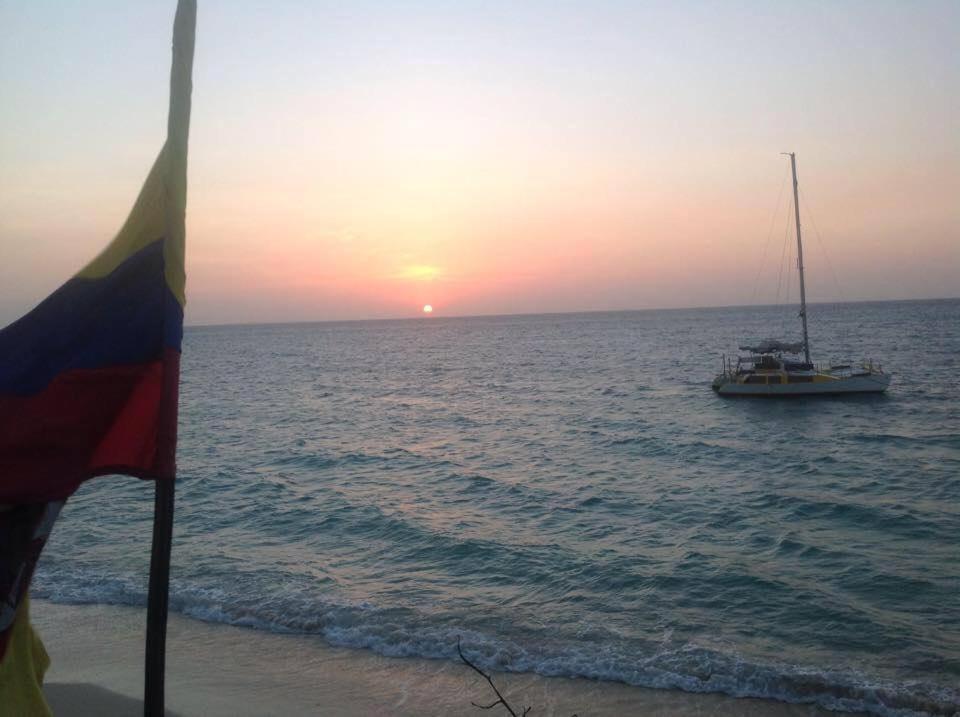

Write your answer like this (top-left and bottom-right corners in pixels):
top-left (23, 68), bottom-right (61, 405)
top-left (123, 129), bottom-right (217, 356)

top-left (34, 299), bottom-right (960, 716)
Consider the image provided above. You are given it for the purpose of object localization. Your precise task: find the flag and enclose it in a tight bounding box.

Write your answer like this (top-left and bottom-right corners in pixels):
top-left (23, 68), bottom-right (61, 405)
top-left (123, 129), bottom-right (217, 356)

top-left (0, 0), bottom-right (196, 664)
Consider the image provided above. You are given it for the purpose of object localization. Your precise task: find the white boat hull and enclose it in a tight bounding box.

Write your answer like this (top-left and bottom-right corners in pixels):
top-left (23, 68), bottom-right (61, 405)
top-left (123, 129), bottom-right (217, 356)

top-left (713, 373), bottom-right (890, 396)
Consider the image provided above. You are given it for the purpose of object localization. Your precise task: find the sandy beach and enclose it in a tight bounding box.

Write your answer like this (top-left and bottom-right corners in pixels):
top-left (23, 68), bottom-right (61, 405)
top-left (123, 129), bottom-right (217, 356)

top-left (33, 600), bottom-right (850, 716)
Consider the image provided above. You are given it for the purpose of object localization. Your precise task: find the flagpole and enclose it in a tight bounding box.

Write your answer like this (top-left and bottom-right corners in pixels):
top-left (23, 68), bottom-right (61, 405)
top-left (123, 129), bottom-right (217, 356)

top-left (145, 2), bottom-right (195, 715)
top-left (145, 480), bottom-right (176, 716)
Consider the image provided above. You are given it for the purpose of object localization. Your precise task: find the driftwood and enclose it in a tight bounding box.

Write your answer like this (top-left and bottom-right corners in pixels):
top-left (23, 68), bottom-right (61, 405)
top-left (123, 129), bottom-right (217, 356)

top-left (457, 636), bottom-right (531, 717)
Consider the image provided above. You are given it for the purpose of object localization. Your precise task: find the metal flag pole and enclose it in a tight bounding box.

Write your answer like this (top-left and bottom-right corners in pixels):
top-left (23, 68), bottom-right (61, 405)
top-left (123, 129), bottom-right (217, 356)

top-left (145, 1), bottom-right (195, 715)
top-left (145, 480), bottom-right (176, 716)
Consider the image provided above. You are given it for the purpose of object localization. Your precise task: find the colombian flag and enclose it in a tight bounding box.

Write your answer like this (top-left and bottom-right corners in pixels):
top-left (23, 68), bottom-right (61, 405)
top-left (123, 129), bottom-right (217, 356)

top-left (0, 150), bottom-right (185, 503)
top-left (0, 0), bottom-right (195, 665)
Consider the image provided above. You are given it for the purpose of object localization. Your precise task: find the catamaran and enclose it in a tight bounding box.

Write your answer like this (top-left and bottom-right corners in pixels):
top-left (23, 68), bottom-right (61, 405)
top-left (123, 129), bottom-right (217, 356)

top-left (712, 153), bottom-right (890, 396)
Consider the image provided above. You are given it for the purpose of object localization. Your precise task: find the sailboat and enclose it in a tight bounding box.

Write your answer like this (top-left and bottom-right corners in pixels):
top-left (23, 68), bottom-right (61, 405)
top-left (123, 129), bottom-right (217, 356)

top-left (712, 153), bottom-right (891, 396)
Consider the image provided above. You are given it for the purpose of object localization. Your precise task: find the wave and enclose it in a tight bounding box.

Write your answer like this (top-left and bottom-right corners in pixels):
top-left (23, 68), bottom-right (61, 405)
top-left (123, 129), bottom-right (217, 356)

top-left (31, 568), bottom-right (959, 717)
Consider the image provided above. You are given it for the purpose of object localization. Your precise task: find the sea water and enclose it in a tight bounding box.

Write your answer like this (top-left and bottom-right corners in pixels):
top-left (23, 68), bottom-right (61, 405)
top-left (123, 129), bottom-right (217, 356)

top-left (34, 299), bottom-right (960, 716)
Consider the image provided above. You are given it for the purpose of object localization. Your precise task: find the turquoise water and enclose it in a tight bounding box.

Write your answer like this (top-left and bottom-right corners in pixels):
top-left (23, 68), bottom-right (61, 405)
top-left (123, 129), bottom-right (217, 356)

top-left (36, 300), bottom-right (960, 715)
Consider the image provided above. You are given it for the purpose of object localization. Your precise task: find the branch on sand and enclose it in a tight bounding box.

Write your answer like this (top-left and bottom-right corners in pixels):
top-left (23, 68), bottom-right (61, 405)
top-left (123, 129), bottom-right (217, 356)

top-left (457, 636), bottom-right (531, 717)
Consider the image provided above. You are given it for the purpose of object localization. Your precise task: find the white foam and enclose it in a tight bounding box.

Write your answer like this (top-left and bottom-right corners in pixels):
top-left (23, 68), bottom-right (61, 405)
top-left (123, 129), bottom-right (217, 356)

top-left (30, 567), bottom-right (958, 717)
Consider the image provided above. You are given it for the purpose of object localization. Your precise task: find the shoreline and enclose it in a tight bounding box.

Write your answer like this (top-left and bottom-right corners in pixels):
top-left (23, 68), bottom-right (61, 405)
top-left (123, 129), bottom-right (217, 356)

top-left (33, 600), bottom-right (851, 716)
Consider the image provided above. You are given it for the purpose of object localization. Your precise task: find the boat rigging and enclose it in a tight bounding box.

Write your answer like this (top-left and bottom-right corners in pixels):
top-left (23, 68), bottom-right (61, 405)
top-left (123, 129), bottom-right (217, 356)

top-left (712, 153), bottom-right (890, 396)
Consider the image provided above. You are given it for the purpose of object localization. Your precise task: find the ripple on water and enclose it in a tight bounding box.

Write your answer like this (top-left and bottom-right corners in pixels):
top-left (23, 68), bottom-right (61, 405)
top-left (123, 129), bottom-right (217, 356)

top-left (37, 300), bottom-right (960, 717)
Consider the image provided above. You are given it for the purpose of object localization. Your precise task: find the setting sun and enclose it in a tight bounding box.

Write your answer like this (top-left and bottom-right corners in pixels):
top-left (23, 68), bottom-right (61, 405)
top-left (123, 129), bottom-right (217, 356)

top-left (1, 4), bottom-right (956, 716)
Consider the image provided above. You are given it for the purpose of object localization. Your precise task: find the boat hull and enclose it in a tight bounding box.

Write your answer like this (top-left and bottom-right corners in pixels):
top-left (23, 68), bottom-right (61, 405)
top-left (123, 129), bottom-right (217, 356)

top-left (713, 373), bottom-right (890, 396)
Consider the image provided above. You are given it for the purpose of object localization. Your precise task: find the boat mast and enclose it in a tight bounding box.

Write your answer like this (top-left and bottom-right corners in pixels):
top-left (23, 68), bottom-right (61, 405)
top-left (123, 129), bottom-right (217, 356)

top-left (786, 152), bottom-right (811, 364)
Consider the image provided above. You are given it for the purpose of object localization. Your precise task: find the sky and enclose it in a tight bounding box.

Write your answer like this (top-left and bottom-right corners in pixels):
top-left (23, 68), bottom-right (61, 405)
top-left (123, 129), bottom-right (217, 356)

top-left (1, 1), bottom-right (957, 325)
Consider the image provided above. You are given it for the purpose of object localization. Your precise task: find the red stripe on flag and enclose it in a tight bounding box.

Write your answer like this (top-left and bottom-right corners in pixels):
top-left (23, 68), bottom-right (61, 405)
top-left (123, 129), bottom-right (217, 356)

top-left (0, 349), bottom-right (179, 504)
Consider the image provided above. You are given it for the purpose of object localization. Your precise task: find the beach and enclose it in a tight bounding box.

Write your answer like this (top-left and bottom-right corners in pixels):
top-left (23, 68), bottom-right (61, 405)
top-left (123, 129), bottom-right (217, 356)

top-left (3, 0), bottom-right (958, 713)
top-left (31, 305), bottom-right (960, 716)
top-left (36, 600), bottom-right (844, 716)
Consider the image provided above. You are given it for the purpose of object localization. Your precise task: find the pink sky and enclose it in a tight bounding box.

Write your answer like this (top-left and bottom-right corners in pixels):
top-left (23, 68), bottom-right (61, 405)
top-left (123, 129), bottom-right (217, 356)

top-left (1, 1), bottom-right (957, 325)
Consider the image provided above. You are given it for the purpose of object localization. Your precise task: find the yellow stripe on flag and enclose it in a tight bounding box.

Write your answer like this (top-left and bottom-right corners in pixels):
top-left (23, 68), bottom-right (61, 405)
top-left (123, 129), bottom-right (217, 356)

top-left (74, 0), bottom-right (195, 309)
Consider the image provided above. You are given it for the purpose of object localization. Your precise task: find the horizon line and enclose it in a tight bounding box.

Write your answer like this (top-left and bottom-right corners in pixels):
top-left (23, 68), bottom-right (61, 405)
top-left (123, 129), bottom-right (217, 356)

top-left (184, 295), bottom-right (959, 330)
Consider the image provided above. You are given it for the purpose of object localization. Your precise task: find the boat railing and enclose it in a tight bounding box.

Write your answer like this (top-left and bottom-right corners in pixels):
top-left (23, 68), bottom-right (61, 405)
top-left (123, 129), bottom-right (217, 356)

top-left (719, 353), bottom-right (884, 379)
top-left (720, 354), bottom-right (741, 379)
top-left (822, 359), bottom-right (883, 375)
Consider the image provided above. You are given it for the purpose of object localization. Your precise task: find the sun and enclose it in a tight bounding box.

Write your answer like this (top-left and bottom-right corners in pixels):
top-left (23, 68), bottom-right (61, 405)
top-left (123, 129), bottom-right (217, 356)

top-left (422, 304), bottom-right (433, 314)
